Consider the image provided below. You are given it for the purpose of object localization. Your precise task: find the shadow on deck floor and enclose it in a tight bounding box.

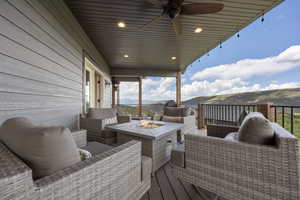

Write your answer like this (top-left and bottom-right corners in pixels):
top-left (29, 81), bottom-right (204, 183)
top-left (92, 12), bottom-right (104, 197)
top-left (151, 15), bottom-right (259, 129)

top-left (140, 162), bottom-right (225, 200)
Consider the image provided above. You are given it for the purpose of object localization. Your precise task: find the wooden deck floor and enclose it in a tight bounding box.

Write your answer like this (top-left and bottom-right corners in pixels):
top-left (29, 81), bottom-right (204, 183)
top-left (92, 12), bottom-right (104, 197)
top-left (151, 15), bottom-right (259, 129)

top-left (140, 162), bottom-right (223, 200)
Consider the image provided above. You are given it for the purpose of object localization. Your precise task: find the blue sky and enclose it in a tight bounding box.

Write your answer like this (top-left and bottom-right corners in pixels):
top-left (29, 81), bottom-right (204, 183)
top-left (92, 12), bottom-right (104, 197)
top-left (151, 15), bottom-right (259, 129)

top-left (120, 0), bottom-right (300, 103)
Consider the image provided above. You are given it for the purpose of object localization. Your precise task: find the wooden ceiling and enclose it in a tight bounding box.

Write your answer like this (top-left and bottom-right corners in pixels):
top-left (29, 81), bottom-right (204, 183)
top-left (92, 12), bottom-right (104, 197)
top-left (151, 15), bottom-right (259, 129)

top-left (64, 0), bottom-right (283, 77)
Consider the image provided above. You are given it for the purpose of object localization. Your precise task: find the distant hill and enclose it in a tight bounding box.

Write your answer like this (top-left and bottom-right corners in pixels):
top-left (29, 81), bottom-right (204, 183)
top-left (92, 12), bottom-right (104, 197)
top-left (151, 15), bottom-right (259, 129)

top-left (183, 88), bottom-right (300, 107)
top-left (119, 88), bottom-right (300, 117)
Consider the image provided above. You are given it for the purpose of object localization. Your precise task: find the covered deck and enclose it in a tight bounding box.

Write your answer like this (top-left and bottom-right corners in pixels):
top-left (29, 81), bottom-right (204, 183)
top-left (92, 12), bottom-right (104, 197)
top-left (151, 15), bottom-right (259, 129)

top-left (1, 0), bottom-right (295, 200)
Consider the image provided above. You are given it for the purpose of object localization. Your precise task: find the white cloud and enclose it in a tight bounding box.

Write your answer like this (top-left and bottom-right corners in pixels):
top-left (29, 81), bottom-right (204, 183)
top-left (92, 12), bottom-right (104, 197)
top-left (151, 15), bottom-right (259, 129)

top-left (119, 45), bottom-right (300, 103)
top-left (191, 45), bottom-right (300, 80)
top-left (120, 78), bottom-right (300, 102)
top-left (119, 78), bottom-right (176, 102)
top-left (182, 79), bottom-right (300, 100)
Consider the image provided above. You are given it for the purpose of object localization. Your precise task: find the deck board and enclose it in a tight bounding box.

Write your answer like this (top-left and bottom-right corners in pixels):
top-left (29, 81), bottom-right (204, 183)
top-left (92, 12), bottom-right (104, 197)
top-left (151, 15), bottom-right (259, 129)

top-left (143, 162), bottom-right (221, 200)
top-left (163, 164), bottom-right (191, 200)
top-left (156, 166), bottom-right (177, 200)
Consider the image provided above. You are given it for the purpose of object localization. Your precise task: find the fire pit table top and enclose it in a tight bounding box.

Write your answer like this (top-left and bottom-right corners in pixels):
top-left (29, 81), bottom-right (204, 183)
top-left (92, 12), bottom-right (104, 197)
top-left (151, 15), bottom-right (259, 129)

top-left (105, 120), bottom-right (184, 140)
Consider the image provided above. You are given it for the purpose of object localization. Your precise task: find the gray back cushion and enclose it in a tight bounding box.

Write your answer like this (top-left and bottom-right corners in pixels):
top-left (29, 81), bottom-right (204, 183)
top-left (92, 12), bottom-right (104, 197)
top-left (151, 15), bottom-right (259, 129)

top-left (238, 112), bottom-right (275, 145)
top-left (164, 107), bottom-right (191, 117)
top-left (0, 118), bottom-right (81, 179)
top-left (162, 115), bottom-right (184, 123)
top-left (165, 100), bottom-right (177, 107)
top-left (87, 108), bottom-right (117, 119)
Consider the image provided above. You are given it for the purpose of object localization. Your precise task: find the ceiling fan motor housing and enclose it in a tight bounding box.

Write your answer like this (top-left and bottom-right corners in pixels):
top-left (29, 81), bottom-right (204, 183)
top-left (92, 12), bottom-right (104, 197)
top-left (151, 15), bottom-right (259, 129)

top-left (168, 7), bottom-right (181, 18)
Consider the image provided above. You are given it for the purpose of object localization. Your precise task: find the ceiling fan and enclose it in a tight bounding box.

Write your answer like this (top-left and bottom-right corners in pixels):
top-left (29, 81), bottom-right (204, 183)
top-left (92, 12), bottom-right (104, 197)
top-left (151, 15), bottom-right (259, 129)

top-left (143, 0), bottom-right (224, 35)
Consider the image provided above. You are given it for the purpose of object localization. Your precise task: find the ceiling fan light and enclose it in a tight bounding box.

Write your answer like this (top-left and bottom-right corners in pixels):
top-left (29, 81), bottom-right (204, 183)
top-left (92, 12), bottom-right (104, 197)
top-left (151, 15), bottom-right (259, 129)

top-left (194, 27), bottom-right (203, 33)
top-left (117, 21), bottom-right (126, 28)
top-left (124, 54), bottom-right (129, 58)
top-left (171, 56), bottom-right (176, 60)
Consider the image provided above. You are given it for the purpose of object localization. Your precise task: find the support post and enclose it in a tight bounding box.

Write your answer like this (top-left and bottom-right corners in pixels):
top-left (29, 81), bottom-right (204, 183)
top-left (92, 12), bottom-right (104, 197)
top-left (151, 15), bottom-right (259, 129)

top-left (198, 103), bottom-right (206, 129)
top-left (256, 102), bottom-right (273, 121)
top-left (138, 77), bottom-right (143, 117)
top-left (176, 72), bottom-right (181, 107)
top-left (112, 83), bottom-right (116, 108)
top-left (117, 85), bottom-right (120, 106)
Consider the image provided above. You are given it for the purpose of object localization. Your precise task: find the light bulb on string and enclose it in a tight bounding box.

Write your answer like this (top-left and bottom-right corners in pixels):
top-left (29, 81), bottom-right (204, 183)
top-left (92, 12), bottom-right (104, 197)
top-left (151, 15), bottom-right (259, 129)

top-left (261, 13), bottom-right (265, 23)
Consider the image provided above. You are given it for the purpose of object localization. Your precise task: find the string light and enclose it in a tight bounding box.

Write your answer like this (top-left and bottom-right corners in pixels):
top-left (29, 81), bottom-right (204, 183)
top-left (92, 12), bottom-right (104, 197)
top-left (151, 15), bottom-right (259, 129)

top-left (261, 13), bottom-right (265, 23)
top-left (220, 43), bottom-right (223, 48)
top-left (237, 32), bottom-right (240, 38)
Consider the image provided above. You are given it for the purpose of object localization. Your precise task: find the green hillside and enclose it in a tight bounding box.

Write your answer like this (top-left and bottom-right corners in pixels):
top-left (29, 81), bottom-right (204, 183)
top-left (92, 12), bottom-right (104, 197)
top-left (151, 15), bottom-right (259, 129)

top-left (119, 88), bottom-right (300, 138)
top-left (183, 88), bottom-right (300, 107)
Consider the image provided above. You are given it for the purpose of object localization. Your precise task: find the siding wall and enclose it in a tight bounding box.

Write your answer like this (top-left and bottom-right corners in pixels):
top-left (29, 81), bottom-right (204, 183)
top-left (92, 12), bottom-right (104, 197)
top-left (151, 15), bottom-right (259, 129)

top-left (0, 0), bottom-right (111, 130)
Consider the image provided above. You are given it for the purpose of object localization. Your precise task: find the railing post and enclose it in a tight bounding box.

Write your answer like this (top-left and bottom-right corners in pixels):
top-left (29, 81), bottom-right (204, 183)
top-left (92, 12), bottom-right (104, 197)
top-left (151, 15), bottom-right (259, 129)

top-left (138, 77), bottom-right (143, 117)
top-left (198, 103), bottom-right (206, 129)
top-left (256, 102), bottom-right (273, 121)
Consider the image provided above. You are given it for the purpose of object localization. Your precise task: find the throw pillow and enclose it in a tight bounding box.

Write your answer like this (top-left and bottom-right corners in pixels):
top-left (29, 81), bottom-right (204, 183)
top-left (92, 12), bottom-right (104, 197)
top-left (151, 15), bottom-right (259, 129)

top-left (0, 117), bottom-right (81, 179)
top-left (79, 148), bottom-right (92, 161)
top-left (238, 112), bottom-right (275, 145)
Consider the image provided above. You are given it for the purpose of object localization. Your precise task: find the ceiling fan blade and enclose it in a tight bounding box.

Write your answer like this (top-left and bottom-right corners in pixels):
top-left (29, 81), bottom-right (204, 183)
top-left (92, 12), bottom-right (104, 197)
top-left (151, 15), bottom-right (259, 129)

top-left (172, 15), bottom-right (182, 36)
top-left (140, 14), bottom-right (164, 30)
top-left (145, 0), bottom-right (163, 6)
top-left (181, 3), bottom-right (224, 15)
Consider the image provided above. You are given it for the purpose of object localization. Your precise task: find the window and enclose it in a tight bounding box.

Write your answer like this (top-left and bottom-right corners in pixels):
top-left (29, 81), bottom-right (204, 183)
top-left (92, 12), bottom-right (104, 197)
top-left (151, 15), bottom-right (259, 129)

top-left (85, 69), bottom-right (91, 110)
top-left (84, 57), bottom-right (104, 112)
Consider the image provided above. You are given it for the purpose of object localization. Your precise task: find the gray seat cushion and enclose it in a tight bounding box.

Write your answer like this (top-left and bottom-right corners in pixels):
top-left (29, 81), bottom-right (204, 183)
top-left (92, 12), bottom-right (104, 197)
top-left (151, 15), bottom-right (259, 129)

top-left (171, 143), bottom-right (185, 168)
top-left (164, 107), bottom-right (191, 117)
top-left (165, 100), bottom-right (177, 107)
top-left (82, 141), bottom-right (114, 156)
top-left (238, 112), bottom-right (275, 145)
top-left (0, 118), bottom-right (81, 179)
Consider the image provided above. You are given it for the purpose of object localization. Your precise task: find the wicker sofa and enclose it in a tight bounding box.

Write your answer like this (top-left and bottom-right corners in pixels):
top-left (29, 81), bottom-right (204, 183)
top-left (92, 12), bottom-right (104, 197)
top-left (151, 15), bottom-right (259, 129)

top-left (80, 108), bottom-right (130, 145)
top-left (171, 122), bottom-right (300, 200)
top-left (0, 129), bottom-right (151, 200)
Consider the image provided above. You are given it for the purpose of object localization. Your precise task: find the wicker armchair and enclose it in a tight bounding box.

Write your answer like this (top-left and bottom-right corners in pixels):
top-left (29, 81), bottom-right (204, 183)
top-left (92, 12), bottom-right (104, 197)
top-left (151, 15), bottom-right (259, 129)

top-left (161, 106), bottom-right (196, 142)
top-left (0, 139), bottom-right (151, 200)
top-left (80, 108), bottom-right (130, 145)
top-left (172, 123), bottom-right (300, 200)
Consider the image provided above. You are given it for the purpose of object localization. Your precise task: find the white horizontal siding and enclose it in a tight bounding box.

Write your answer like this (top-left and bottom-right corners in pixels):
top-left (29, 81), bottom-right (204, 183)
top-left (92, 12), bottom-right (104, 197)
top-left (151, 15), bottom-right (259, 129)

top-left (0, 0), bottom-right (111, 129)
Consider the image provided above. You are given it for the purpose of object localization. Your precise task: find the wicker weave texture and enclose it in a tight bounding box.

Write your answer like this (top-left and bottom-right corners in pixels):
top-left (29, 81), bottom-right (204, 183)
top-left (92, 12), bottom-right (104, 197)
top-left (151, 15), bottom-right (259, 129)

top-left (117, 131), bottom-right (177, 172)
top-left (172, 124), bottom-right (300, 200)
top-left (0, 140), bottom-right (151, 200)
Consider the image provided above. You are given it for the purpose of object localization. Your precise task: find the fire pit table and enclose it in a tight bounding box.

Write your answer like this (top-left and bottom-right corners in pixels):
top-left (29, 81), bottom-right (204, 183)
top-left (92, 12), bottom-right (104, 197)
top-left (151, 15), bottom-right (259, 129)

top-left (106, 120), bottom-right (183, 173)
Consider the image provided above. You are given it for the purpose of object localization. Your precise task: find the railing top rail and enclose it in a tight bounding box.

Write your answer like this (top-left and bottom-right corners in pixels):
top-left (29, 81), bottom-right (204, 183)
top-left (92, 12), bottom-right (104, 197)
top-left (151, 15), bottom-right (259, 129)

top-left (199, 103), bottom-right (257, 106)
top-left (270, 105), bottom-right (300, 108)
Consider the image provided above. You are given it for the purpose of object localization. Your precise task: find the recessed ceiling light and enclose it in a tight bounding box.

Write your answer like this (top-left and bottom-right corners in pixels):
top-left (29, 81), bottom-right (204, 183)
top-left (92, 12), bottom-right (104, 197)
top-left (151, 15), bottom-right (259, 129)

top-left (194, 27), bottom-right (203, 33)
top-left (171, 57), bottom-right (176, 60)
top-left (124, 54), bottom-right (129, 58)
top-left (118, 21), bottom-right (126, 28)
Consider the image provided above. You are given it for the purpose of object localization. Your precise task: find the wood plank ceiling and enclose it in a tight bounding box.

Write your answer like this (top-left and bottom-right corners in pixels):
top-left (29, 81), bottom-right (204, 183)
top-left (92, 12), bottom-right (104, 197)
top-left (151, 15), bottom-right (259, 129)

top-left (64, 0), bottom-right (283, 77)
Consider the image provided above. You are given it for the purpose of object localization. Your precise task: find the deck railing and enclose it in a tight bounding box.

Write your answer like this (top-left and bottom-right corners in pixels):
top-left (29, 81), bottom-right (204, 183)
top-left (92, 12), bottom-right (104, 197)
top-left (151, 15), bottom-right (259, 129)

top-left (203, 104), bottom-right (257, 126)
top-left (199, 103), bottom-right (300, 136)
top-left (271, 105), bottom-right (300, 136)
